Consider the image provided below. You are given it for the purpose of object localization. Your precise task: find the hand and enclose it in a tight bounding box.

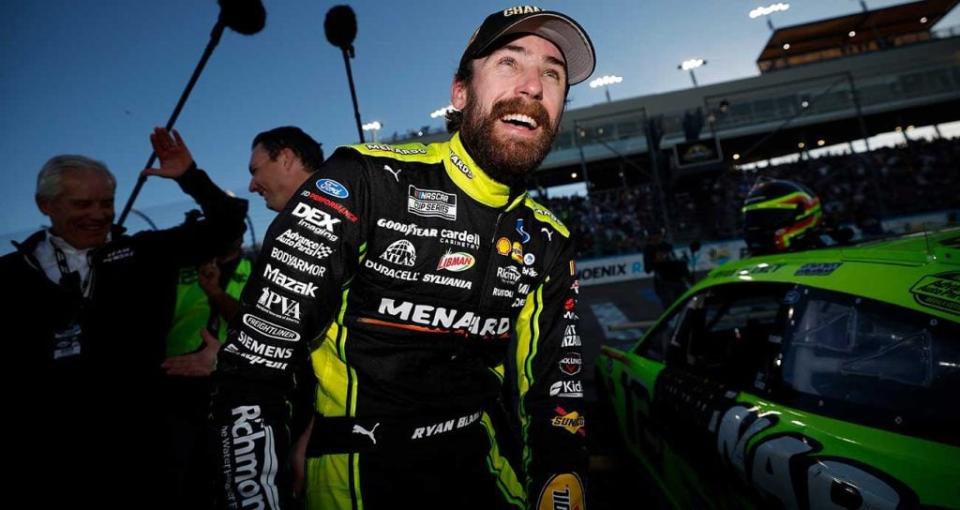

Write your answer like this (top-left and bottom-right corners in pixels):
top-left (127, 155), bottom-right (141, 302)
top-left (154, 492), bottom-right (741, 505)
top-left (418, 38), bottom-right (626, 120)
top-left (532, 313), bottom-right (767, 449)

top-left (142, 127), bottom-right (194, 179)
top-left (291, 416), bottom-right (315, 497)
top-left (161, 329), bottom-right (220, 377)
top-left (197, 261), bottom-right (221, 297)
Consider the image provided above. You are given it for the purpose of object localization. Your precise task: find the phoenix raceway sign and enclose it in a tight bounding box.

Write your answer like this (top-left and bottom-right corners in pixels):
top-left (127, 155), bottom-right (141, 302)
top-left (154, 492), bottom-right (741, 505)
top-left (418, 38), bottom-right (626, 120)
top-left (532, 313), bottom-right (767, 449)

top-left (575, 239), bottom-right (747, 287)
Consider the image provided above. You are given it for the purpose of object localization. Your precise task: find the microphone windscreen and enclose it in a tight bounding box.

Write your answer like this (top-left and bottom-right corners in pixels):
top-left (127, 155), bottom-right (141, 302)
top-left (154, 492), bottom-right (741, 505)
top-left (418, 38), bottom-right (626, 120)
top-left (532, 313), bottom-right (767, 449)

top-left (218, 0), bottom-right (267, 35)
top-left (324, 5), bottom-right (357, 49)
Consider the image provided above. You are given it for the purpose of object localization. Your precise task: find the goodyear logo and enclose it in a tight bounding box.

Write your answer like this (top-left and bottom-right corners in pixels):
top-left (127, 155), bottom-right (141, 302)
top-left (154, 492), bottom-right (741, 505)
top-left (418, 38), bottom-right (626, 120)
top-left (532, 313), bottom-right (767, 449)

top-left (910, 271), bottom-right (960, 315)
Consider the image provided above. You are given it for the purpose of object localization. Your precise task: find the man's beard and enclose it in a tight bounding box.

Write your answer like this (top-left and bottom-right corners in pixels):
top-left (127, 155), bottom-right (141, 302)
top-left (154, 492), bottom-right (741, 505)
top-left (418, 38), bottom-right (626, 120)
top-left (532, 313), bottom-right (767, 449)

top-left (459, 94), bottom-right (557, 187)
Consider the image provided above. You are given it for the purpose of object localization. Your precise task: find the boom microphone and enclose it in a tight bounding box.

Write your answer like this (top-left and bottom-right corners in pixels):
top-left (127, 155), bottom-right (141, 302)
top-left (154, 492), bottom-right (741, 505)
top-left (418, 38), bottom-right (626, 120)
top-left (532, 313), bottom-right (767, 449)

top-left (218, 0), bottom-right (267, 35)
top-left (325, 5), bottom-right (358, 51)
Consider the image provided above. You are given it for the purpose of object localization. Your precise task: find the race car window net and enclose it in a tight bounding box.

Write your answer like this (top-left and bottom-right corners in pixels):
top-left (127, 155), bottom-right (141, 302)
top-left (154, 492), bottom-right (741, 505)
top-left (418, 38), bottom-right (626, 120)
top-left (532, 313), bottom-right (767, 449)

top-left (655, 283), bottom-right (792, 388)
top-left (780, 287), bottom-right (960, 443)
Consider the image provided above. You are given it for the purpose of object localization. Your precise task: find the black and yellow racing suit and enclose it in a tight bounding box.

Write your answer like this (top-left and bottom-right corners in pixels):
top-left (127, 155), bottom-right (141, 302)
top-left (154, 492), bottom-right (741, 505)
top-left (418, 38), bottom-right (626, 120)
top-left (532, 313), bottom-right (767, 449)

top-left (213, 132), bottom-right (586, 510)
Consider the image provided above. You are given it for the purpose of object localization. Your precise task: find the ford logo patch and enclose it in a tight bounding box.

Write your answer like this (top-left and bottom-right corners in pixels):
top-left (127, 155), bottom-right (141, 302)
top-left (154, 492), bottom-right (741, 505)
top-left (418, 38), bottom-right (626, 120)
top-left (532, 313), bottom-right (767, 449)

top-left (317, 178), bottom-right (349, 199)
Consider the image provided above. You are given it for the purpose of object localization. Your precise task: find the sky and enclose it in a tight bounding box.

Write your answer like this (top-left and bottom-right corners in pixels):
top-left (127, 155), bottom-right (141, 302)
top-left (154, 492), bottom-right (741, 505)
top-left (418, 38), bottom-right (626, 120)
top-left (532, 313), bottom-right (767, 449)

top-left (3, 0), bottom-right (957, 250)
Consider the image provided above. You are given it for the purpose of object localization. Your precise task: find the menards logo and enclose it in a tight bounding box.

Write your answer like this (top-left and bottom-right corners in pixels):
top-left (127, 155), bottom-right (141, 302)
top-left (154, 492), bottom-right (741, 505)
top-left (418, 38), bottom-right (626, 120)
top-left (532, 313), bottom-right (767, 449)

top-left (436, 251), bottom-right (475, 272)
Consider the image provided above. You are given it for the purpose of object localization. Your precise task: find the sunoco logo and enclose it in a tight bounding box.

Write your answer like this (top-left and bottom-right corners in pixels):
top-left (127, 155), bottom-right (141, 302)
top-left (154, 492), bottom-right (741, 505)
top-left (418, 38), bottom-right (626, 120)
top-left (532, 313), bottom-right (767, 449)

top-left (242, 314), bottom-right (301, 342)
top-left (437, 251), bottom-right (475, 272)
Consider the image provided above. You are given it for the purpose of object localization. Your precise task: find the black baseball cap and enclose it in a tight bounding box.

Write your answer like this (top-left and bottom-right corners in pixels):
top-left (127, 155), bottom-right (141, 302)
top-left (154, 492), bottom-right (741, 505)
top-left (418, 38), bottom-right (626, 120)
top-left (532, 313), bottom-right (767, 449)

top-left (459, 6), bottom-right (596, 85)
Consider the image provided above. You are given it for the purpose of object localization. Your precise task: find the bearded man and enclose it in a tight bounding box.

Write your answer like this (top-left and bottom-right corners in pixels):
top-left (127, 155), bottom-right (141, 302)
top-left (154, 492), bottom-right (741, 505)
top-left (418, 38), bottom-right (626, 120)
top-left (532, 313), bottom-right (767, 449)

top-left (213, 6), bottom-right (595, 510)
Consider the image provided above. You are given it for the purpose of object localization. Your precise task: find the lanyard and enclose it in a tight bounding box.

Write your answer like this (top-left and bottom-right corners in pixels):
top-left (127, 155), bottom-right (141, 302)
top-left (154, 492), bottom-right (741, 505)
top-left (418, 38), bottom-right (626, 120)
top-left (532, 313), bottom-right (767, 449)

top-left (51, 241), bottom-right (93, 297)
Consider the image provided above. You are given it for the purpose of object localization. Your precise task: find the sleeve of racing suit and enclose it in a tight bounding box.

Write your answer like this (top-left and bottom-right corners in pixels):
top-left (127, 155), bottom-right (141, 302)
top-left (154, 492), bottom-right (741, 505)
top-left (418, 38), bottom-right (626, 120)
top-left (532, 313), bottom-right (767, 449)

top-left (511, 236), bottom-right (588, 509)
top-left (133, 164), bottom-right (249, 267)
top-left (212, 148), bottom-right (369, 510)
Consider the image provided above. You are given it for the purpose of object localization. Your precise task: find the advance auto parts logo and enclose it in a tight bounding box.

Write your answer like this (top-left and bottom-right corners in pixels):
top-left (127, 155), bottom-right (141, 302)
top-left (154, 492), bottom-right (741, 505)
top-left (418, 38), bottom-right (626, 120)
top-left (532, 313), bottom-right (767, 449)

top-left (242, 314), bottom-right (301, 342)
top-left (536, 473), bottom-right (584, 510)
top-left (910, 271), bottom-right (960, 314)
top-left (436, 251), bottom-right (475, 272)
top-left (407, 185), bottom-right (457, 221)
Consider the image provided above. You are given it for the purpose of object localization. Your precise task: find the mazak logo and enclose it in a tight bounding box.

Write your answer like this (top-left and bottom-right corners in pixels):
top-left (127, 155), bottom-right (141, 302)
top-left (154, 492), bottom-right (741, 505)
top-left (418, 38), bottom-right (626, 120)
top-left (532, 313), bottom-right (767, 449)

top-left (549, 380), bottom-right (583, 398)
top-left (437, 251), bottom-right (475, 272)
top-left (561, 334), bottom-right (581, 347)
top-left (263, 264), bottom-right (318, 297)
top-left (242, 314), bottom-right (301, 342)
top-left (291, 202), bottom-right (340, 241)
top-left (225, 405), bottom-right (280, 510)
top-left (378, 298), bottom-right (510, 337)
top-left (497, 266), bottom-right (521, 285)
top-left (257, 288), bottom-right (302, 321)
top-left (550, 406), bottom-right (585, 436)
top-left (559, 352), bottom-right (582, 376)
top-left (449, 150), bottom-right (474, 179)
top-left (407, 185), bottom-right (457, 221)
top-left (316, 178), bottom-right (349, 198)
top-left (380, 239), bottom-right (417, 267)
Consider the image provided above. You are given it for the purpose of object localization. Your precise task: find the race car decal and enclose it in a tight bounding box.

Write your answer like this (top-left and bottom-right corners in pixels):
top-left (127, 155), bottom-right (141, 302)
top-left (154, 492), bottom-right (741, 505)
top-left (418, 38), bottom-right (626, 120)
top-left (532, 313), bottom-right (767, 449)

top-left (910, 271), bottom-right (960, 315)
top-left (794, 262), bottom-right (843, 276)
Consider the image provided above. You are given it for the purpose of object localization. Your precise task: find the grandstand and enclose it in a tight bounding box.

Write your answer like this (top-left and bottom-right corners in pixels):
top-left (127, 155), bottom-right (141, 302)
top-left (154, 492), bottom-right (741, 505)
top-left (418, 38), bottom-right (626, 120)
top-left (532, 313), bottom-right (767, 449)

top-left (401, 0), bottom-right (959, 259)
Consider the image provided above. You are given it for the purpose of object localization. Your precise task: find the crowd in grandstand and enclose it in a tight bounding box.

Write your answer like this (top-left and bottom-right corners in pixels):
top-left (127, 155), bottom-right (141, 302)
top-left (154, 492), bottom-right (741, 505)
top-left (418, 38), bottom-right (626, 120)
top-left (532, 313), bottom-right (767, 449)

top-left (545, 136), bottom-right (960, 259)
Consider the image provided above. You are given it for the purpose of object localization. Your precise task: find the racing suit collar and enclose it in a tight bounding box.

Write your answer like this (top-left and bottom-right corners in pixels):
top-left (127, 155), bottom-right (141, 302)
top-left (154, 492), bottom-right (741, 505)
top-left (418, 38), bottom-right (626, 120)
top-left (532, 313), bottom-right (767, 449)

top-left (444, 132), bottom-right (526, 210)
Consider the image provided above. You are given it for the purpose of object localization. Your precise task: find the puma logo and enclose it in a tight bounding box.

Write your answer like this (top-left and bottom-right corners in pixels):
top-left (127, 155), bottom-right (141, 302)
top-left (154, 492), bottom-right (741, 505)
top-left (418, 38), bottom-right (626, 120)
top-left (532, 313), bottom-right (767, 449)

top-left (383, 165), bottom-right (401, 182)
top-left (541, 228), bottom-right (554, 241)
top-left (352, 423), bottom-right (380, 444)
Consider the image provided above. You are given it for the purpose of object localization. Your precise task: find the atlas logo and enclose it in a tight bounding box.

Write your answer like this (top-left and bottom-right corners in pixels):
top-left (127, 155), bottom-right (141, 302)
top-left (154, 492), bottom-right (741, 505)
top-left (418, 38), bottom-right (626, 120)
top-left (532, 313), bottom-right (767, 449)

top-left (257, 288), bottom-right (302, 321)
top-left (380, 239), bottom-right (417, 267)
top-left (407, 185), bottom-right (457, 221)
top-left (242, 314), bottom-right (301, 342)
top-left (316, 178), bottom-right (349, 198)
top-left (224, 405), bottom-right (280, 510)
top-left (263, 264), bottom-right (318, 297)
top-left (549, 380), bottom-right (583, 398)
top-left (437, 251), bottom-right (475, 272)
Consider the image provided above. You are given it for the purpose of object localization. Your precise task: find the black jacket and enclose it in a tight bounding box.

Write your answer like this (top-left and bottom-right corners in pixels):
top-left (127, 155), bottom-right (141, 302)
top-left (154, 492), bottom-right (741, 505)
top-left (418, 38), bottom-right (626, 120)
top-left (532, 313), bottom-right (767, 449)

top-left (3, 165), bottom-right (246, 506)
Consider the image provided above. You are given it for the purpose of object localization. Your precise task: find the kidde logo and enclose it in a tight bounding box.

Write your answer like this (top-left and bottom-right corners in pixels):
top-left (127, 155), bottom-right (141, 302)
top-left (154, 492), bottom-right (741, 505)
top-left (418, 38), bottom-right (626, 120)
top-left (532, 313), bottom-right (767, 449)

top-left (437, 251), bottom-right (475, 272)
top-left (242, 314), bottom-right (301, 342)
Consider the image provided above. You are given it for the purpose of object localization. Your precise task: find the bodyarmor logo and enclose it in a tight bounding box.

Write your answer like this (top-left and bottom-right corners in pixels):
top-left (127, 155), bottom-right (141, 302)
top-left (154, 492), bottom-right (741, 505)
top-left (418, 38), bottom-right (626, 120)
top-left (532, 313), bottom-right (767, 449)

top-left (378, 298), bottom-right (509, 337)
top-left (257, 288), bottom-right (302, 321)
top-left (226, 405), bottom-right (280, 510)
top-left (380, 239), bottom-right (417, 267)
top-left (549, 380), bottom-right (583, 398)
top-left (270, 247), bottom-right (326, 277)
top-left (242, 314), bottom-right (301, 342)
top-left (437, 251), bottom-right (475, 272)
top-left (407, 185), bottom-right (457, 221)
top-left (263, 264), bottom-right (318, 297)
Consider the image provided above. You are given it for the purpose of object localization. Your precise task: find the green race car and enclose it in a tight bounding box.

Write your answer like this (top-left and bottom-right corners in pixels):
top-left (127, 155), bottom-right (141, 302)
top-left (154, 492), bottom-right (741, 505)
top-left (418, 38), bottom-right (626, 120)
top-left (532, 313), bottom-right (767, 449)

top-left (596, 228), bottom-right (960, 509)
